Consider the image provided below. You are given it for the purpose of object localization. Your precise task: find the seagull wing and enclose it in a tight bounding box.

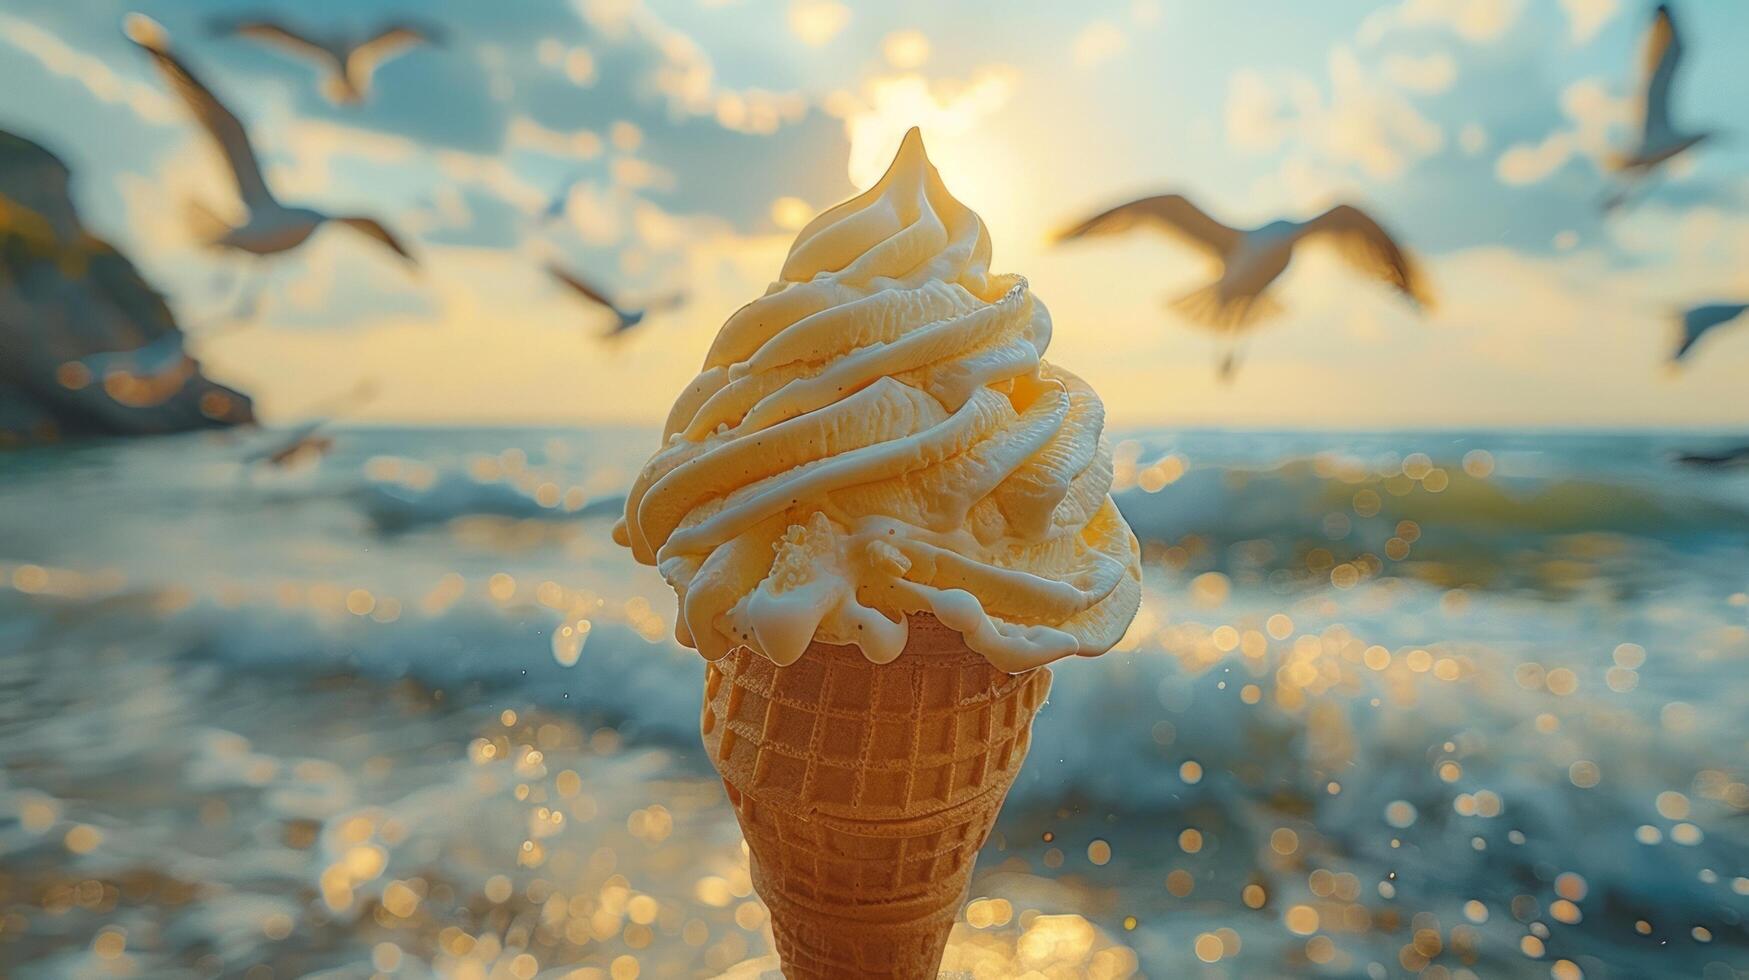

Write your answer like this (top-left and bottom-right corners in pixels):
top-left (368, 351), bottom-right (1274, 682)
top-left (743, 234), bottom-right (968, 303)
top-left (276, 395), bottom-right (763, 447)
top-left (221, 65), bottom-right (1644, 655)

top-left (547, 263), bottom-right (620, 310)
top-left (1640, 4), bottom-right (1682, 143)
top-left (1675, 303), bottom-right (1749, 360)
top-left (350, 23), bottom-right (442, 74)
top-left (128, 17), bottom-right (274, 209)
top-left (210, 18), bottom-right (337, 65)
top-left (1054, 194), bottom-right (1242, 257)
top-left (1300, 204), bottom-right (1433, 307)
top-left (334, 217), bottom-right (416, 264)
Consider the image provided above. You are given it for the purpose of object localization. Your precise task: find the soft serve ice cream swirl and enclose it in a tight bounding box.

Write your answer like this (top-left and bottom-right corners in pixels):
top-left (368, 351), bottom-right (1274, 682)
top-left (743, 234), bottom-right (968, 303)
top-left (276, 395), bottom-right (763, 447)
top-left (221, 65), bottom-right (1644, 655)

top-left (614, 129), bottom-right (1141, 672)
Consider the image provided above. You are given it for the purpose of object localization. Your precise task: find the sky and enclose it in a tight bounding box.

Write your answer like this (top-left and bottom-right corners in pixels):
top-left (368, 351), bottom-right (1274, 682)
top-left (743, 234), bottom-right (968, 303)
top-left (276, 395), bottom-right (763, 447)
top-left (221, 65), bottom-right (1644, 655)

top-left (2, 0), bottom-right (1747, 428)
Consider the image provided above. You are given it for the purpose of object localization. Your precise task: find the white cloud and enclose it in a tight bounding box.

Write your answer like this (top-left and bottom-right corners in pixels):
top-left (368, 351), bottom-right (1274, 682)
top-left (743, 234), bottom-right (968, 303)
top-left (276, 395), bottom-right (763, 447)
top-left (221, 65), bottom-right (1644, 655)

top-left (881, 30), bottom-right (931, 70)
top-left (1558, 0), bottom-right (1619, 45)
top-left (434, 151), bottom-right (549, 213)
top-left (787, 0), bottom-right (850, 47)
top-left (0, 13), bottom-right (176, 123)
top-left (1225, 70), bottom-right (1289, 153)
top-left (610, 155), bottom-right (676, 192)
top-left (506, 116), bottom-right (605, 160)
top-left (570, 0), bottom-right (809, 134)
top-left (1560, 76), bottom-right (1634, 157)
top-left (563, 47), bottom-right (598, 87)
top-left (1227, 47), bottom-right (1444, 182)
top-left (115, 136), bottom-right (240, 258)
top-left (1496, 131), bottom-right (1575, 184)
top-left (1272, 157), bottom-right (1350, 214)
top-left (271, 119), bottom-right (422, 200)
top-left (561, 183), bottom-right (624, 245)
top-left (1071, 21), bottom-right (1127, 68)
top-left (1382, 52), bottom-right (1457, 94)
top-left (1493, 76), bottom-right (1632, 185)
top-left (708, 90), bottom-right (810, 136)
top-left (576, 0), bottom-right (640, 35)
top-left (1360, 0), bottom-right (1524, 45)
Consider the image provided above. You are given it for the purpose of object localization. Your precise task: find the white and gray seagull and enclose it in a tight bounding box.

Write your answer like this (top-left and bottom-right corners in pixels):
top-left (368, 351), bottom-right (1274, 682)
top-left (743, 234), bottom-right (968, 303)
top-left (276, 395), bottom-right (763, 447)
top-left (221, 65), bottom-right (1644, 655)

top-left (1606, 3), bottom-right (1716, 209)
top-left (208, 16), bottom-right (443, 105)
top-left (1672, 302), bottom-right (1749, 364)
top-left (1055, 194), bottom-right (1432, 380)
top-left (125, 14), bottom-right (416, 270)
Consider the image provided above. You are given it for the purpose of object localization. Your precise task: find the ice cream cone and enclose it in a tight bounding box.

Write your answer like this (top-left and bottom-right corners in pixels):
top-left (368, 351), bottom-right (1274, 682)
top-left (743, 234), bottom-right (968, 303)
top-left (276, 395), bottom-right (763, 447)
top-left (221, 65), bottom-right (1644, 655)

top-left (700, 615), bottom-right (1051, 979)
top-left (618, 130), bottom-right (1141, 973)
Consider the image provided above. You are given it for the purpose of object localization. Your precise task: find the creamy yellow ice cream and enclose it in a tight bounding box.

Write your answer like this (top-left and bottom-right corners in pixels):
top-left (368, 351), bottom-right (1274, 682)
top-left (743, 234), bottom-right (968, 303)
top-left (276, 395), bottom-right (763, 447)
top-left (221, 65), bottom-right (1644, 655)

top-left (615, 128), bottom-right (1141, 672)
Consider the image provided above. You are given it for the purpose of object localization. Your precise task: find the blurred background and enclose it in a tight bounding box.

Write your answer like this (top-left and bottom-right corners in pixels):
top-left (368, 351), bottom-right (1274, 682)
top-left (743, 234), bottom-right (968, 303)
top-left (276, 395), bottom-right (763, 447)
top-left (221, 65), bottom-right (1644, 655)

top-left (1, 0), bottom-right (1746, 977)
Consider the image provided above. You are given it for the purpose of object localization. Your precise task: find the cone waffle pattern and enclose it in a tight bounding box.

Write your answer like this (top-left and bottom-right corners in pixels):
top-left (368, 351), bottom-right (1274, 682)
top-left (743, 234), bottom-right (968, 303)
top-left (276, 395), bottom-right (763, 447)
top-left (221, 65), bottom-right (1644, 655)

top-left (700, 617), bottom-right (1050, 978)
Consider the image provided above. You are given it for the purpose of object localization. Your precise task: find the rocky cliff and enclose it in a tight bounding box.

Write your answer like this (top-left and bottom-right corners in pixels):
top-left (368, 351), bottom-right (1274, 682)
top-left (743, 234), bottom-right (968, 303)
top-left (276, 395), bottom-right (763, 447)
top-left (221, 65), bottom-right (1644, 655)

top-left (0, 128), bottom-right (252, 446)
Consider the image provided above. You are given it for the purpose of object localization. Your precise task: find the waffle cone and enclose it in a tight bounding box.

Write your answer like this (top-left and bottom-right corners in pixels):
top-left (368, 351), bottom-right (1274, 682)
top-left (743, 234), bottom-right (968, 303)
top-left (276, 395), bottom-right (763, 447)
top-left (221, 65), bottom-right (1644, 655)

top-left (700, 615), bottom-right (1051, 979)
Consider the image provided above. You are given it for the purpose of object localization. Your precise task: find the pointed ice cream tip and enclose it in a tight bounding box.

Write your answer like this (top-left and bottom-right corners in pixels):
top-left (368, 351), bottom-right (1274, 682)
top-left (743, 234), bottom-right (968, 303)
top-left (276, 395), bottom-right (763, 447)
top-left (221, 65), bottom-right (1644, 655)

top-left (898, 126), bottom-right (925, 157)
top-left (879, 127), bottom-right (930, 186)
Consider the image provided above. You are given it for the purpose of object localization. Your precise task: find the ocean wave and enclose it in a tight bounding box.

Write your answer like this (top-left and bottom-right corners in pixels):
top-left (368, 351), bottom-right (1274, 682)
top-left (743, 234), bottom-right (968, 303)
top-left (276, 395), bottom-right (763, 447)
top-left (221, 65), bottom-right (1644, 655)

top-left (1117, 460), bottom-right (1749, 548)
top-left (355, 455), bottom-right (624, 532)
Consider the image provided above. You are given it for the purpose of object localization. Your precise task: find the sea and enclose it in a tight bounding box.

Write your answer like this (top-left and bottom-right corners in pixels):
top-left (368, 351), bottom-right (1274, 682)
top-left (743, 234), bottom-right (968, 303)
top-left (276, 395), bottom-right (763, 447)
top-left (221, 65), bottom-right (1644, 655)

top-left (0, 426), bottom-right (1745, 979)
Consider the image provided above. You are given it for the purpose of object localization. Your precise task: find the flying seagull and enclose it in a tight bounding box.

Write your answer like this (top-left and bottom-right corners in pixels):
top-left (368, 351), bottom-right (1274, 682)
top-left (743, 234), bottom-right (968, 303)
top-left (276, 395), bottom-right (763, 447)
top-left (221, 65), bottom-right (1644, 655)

top-left (244, 418), bottom-right (335, 468)
top-left (1055, 194), bottom-right (1431, 379)
top-left (125, 14), bottom-right (415, 269)
top-left (546, 263), bottom-right (683, 338)
top-left (243, 379), bottom-right (376, 469)
top-left (208, 16), bottom-right (443, 105)
top-left (1606, 4), bottom-right (1715, 209)
top-left (1672, 302), bottom-right (1749, 363)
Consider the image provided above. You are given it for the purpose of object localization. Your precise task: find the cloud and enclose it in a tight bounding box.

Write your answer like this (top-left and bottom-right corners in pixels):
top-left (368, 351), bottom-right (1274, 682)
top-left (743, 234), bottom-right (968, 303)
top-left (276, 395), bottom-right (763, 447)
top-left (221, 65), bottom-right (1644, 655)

top-left (434, 150), bottom-right (549, 213)
top-left (826, 68), bottom-right (1018, 188)
top-left (1071, 21), bottom-right (1127, 68)
top-left (1382, 52), bottom-right (1457, 94)
top-left (1493, 76), bottom-right (1632, 185)
top-left (1226, 47), bottom-right (1444, 182)
top-left (1359, 0), bottom-right (1524, 45)
top-left (506, 116), bottom-right (605, 160)
top-left (1225, 70), bottom-right (1289, 153)
top-left (1496, 132), bottom-right (1575, 184)
top-left (0, 13), bottom-right (176, 124)
top-left (536, 39), bottom-right (599, 86)
top-left (115, 136), bottom-right (240, 258)
top-left (1560, 77), bottom-right (1634, 156)
top-left (271, 119), bottom-right (423, 199)
top-left (787, 0), bottom-right (851, 47)
top-left (706, 90), bottom-right (812, 137)
top-left (881, 31), bottom-right (931, 70)
top-left (574, 0), bottom-right (640, 34)
top-left (558, 183), bottom-right (624, 245)
top-left (1558, 0), bottom-right (1619, 45)
top-left (570, 0), bottom-right (810, 135)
